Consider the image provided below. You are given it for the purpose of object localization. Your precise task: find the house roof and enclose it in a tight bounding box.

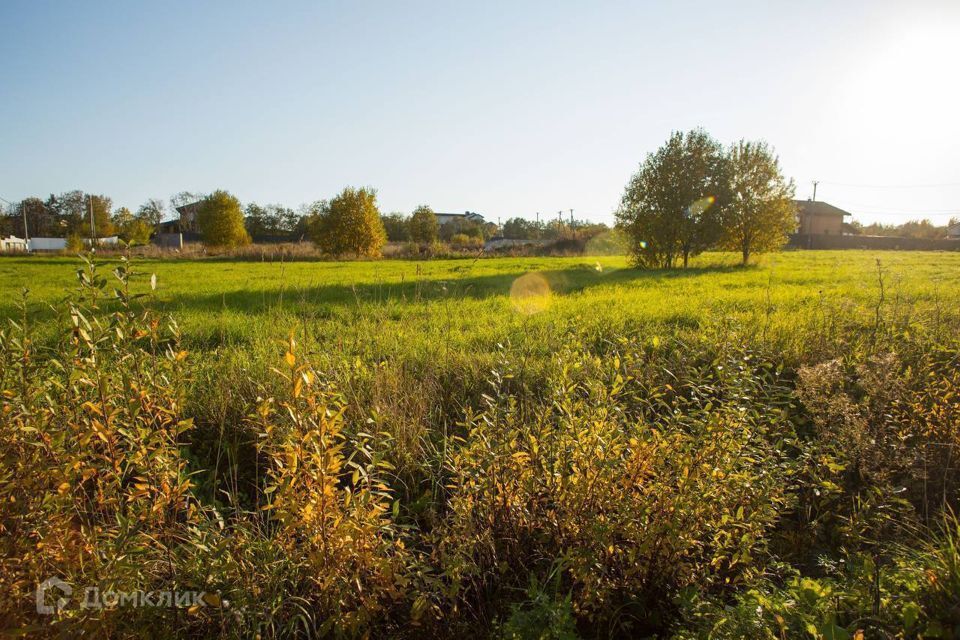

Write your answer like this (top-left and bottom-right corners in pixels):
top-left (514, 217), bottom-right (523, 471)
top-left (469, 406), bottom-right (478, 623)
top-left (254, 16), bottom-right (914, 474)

top-left (175, 202), bottom-right (202, 216)
top-left (793, 200), bottom-right (851, 217)
top-left (435, 211), bottom-right (485, 221)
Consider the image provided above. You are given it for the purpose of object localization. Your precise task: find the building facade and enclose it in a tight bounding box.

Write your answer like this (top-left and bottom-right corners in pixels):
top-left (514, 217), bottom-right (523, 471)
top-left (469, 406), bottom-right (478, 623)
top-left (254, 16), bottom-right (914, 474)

top-left (794, 200), bottom-right (850, 235)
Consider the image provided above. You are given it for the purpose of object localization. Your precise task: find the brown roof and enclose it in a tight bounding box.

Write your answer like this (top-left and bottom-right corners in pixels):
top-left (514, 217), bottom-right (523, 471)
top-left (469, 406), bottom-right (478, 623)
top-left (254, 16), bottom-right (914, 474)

top-left (793, 200), bottom-right (851, 217)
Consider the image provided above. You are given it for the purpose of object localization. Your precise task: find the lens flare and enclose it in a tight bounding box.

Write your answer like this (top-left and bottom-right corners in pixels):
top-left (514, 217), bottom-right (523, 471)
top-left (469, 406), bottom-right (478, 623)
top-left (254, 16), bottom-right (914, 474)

top-left (510, 272), bottom-right (552, 315)
top-left (639, 240), bottom-right (648, 249)
top-left (687, 196), bottom-right (716, 218)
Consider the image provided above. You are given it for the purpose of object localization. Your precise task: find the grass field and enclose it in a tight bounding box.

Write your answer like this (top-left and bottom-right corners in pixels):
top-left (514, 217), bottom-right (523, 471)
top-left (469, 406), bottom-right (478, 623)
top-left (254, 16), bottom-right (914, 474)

top-left (3, 250), bottom-right (960, 638)
top-left (3, 250), bottom-right (958, 360)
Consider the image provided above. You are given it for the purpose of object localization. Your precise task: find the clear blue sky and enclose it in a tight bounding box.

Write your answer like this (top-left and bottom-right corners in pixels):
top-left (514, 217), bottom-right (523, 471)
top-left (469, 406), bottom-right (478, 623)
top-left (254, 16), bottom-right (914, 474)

top-left (2, 0), bottom-right (959, 225)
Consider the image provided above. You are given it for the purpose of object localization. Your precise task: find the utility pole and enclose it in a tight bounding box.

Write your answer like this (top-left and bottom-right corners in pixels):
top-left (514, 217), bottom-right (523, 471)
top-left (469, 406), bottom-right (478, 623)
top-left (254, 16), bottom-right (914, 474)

top-left (812, 180), bottom-right (819, 201)
top-left (569, 209), bottom-right (574, 227)
top-left (557, 211), bottom-right (562, 225)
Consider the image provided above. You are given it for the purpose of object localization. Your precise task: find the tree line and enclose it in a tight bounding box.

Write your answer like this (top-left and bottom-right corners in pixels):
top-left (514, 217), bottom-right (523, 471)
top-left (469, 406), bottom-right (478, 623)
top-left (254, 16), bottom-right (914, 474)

top-left (0, 188), bottom-right (472, 255)
top-left (846, 217), bottom-right (960, 239)
top-left (4, 130), bottom-right (799, 262)
top-left (166, 188), bottom-right (500, 256)
top-left (616, 129), bottom-right (797, 267)
top-left (0, 191), bottom-right (165, 246)
top-left (3, 186), bottom-right (614, 257)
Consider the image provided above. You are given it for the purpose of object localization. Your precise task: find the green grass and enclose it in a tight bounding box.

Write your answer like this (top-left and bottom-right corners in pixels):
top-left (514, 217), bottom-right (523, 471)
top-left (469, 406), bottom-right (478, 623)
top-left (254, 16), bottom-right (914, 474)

top-left (2, 250), bottom-right (958, 364)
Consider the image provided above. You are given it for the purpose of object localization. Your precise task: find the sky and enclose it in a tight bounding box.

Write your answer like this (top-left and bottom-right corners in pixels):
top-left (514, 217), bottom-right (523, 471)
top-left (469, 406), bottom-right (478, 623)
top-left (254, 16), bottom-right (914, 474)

top-left (2, 0), bottom-right (959, 226)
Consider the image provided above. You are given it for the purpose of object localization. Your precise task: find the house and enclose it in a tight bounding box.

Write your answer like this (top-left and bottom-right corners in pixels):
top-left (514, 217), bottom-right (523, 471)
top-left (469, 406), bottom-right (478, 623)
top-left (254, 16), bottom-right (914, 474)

top-left (435, 211), bottom-right (485, 226)
top-left (794, 200), bottom-right (851, 235)
top-left (155, 202), bottom-right (202, 234)
top-left (948, 222), bottom-right (960, 239)
top-left (0, 236), bottom-right (29, 252)
top-left (175, 202), bottom-right (201, 233)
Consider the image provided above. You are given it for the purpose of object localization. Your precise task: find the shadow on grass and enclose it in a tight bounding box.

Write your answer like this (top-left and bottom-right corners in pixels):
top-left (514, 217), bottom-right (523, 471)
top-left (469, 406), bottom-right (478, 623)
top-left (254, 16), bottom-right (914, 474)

top-left (155, 263), bottom-right (756, 316)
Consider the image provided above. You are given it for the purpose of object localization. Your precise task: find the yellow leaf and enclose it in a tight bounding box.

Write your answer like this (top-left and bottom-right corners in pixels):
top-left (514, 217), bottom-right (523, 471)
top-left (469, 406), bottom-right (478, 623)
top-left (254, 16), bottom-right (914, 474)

top-left (284, 351), bottom-right (296, 367)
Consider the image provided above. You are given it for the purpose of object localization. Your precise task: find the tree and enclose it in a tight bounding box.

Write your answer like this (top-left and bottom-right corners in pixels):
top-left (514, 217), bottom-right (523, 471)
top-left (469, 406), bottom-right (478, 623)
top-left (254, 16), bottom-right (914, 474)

top-left (82, 194), bottom-right (115, 238)
top-left (46, 191), bottom-right (86, 234)
top-left (381, 212), bottom-right (410, 241)
top-left (136, 198), bottom-right (166, 231)
top-left (502, 217), bottom-right (540, 240)
top-left (308, 187), bottom-right (386, 257)
top-left (10, 197), bottom-right (56, 237)
top-left (719, 140), bottom-right (796, 265)
top-left (439, 217), bottom-right (487, 241)
top-left (112, 207), bottom-right (153, 245)
top-left (408, 205), bottom-right (439, 244)
top-left (244, 203), bottom-right (302, 238)
top-left (616, 129), bottom-right (726, 268)
top-left (195, 190), bottom-right (251, 248)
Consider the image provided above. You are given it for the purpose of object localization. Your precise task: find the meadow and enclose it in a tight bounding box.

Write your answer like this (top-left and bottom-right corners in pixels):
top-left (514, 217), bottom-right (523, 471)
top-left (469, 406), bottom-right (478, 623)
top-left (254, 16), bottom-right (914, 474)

top-left (3, 250), bottom-right (958, 360)
top-left (2, 250), bottom-right (960, 638)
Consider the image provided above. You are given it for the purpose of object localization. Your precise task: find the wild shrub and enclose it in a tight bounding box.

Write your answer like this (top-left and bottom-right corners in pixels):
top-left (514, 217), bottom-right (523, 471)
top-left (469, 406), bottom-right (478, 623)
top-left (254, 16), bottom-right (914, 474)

top-left (248, 336), bottom-right (410, 635)
top-left (674, 514), bottom-right (960, 639)
top-left (432, 346), bottom-right (792, 635)
top-left (0, 257), bottom-right (204, 632)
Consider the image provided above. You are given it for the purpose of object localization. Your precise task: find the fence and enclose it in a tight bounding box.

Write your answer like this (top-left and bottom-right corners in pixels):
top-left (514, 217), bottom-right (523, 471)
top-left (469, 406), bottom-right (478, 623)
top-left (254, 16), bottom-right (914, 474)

top-left (789, 234), bottom-right (960, 251)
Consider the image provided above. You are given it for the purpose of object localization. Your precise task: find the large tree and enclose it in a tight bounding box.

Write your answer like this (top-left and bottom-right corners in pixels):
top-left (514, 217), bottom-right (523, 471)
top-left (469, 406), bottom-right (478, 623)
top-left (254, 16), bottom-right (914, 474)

top-left (719, 140), bottom-right (796, 265)
top-left (616, 129), bottom-right (726, 268)
top-left (408, 205), bottom-right (439, 244)
top-left (196, 190), bottom-right (251, 248)
top-left (309, 187), bottom-right (386, 257)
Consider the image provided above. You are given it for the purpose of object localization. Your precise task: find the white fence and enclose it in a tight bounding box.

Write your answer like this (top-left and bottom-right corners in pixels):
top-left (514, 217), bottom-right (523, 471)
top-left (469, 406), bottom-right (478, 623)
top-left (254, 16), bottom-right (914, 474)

top-left (28, 237), bottom-right (68, 251)
top-left (1, 236), bottom-right (121, 253)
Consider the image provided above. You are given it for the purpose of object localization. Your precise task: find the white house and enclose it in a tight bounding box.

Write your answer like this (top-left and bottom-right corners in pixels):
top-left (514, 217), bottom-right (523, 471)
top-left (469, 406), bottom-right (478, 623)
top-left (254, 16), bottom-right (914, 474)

top-left (1, 236), bottom-right (29, 252)
top-left (435, 211), bottom-right (485, 226)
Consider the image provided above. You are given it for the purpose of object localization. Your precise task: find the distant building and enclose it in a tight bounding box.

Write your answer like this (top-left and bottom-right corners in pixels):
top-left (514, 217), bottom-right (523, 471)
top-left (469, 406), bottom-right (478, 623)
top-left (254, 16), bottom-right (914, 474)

top-left (175, 202), bottom-right (202, 233)
top-left (435, 211), bottom-right (485, 226)
top-left (0, 236), bottom-right (28, 252)
top-left (794, 200), bottom-right (850, 235)
top-left (157, 202), bottom-right (202, 234)
top-left (948, 222), bottom-right (960, 238)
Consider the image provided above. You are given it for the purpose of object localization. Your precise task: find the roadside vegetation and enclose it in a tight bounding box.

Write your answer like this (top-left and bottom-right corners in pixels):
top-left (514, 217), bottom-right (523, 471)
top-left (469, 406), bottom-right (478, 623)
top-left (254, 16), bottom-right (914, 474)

top-left (2, 250), bottom-right (959, 638)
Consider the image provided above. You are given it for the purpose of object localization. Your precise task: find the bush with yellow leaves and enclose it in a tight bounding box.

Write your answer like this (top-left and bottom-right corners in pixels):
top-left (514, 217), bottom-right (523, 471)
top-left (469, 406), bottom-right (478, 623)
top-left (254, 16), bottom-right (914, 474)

top-left (432, 347), bottom-right (791, 635)
top-left (0, 256), bottom-right (201, 633)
